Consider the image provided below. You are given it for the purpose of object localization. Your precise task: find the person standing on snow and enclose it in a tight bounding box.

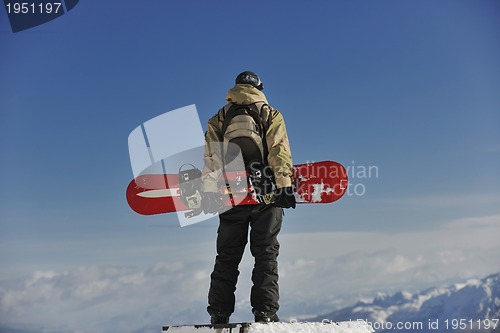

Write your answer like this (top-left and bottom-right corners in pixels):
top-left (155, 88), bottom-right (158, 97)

top-left (202, 71), bottom-right (296, 324)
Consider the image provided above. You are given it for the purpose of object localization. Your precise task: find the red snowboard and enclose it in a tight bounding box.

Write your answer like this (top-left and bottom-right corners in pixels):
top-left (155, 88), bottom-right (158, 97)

top-left (126, 161), bottom-right (348, 216)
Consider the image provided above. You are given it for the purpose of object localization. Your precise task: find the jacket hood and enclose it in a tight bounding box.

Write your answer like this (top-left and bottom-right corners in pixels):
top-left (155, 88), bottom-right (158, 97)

top-left (226, 84), bottom-right (268, 105)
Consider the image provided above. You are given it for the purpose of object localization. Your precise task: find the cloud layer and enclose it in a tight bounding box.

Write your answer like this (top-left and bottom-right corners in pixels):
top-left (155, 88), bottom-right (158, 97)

top-left (1, 214), bottom-right (499, 332)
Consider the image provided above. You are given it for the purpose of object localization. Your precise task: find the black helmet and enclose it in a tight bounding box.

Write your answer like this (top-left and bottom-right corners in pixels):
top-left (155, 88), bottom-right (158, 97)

top-left (235, 71), bottom-right (264, 90)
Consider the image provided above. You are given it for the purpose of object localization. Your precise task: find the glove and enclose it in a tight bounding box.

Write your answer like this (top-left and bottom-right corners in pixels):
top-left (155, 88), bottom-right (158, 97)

top-left (274, 186), bottom-right (296, 209)
top-left (202, 192), bottom-right (223, 214)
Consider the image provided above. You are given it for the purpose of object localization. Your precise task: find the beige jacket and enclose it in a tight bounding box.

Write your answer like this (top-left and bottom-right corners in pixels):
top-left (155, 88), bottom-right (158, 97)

top-left (203, 84), bottom-right (293, 192)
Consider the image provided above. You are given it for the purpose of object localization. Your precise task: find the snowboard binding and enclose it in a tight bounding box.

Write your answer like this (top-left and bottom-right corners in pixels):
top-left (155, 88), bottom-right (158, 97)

top-left (248, 161), bottom-right (276, 205)
top-left (178, 164), bottom-right (203, 218)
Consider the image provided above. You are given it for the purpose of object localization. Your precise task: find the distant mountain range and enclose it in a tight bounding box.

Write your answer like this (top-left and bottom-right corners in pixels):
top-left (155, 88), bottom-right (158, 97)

top-left (311, 272), bottom-right (500, 333)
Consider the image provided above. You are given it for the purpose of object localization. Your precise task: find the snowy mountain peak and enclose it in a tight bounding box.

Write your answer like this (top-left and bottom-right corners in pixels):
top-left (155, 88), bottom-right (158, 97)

top-left (313, 272), bottom-right (500, 333)
top-left (371, 291), bottom-right (413, 307)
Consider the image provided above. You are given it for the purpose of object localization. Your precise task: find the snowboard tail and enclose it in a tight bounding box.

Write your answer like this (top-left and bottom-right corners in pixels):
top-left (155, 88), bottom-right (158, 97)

top-left (126, 160), bottom-right (348, 216)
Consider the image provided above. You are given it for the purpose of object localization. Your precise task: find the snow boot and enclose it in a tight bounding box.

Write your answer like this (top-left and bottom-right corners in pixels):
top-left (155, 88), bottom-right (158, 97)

top-left (254, 311), bottom-right (279, 323)
top-left (210, 313), bottom-right (230, 325)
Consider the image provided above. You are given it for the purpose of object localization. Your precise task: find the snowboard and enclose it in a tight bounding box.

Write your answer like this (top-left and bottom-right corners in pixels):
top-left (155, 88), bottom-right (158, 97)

top-left (126, 160), bottom-right (348, 216)
top-left (162, 322), bottom-right (250, 332)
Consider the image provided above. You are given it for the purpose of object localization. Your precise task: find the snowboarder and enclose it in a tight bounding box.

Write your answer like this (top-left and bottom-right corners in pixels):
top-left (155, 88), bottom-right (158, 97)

top-left (202, 71), bottom-right (296, 324)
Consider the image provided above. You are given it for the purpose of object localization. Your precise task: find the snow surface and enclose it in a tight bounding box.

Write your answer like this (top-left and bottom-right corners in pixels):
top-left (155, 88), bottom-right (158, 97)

top-left (248, 322), bottom-right (373, 333)
top-left (165, 321), bottom-right (373, 333)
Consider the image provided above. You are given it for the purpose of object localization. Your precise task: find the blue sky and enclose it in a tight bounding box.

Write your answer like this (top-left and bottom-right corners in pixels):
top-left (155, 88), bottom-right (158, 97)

top-left (1, 1), bottom-right (499, 332)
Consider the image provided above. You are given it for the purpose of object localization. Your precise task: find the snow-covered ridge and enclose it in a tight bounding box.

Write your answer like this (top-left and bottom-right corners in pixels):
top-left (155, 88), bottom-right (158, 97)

top-left (311, 272), bottom-right (500, 333)
top-left (164, 321), bottom-right (373, 333)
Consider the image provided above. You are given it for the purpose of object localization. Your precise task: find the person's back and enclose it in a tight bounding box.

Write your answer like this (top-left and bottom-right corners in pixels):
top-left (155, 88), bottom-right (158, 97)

top-left (202, 71), bottom-right (296, 324)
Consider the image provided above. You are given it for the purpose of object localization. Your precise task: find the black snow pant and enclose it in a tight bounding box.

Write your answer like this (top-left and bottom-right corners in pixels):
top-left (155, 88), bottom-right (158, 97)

top-left (207, 204), bottom-right (283, 317)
